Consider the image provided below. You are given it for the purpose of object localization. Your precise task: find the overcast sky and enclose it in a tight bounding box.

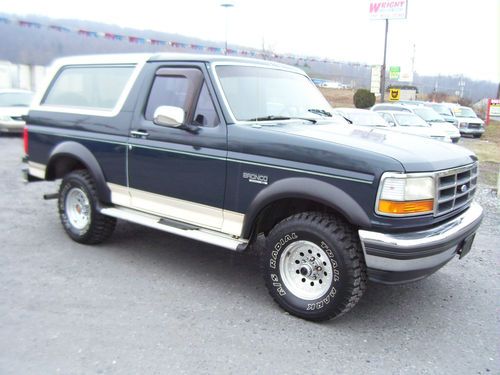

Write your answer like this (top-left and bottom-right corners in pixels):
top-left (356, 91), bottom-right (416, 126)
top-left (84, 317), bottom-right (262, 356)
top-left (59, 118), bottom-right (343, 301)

top-left (2, 0), bottom-right (499, 82)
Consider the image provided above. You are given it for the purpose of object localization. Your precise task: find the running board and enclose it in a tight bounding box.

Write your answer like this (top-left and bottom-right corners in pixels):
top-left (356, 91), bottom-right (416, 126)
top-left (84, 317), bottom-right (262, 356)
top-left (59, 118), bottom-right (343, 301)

top-left (99, 206), bottom-right (248, 251)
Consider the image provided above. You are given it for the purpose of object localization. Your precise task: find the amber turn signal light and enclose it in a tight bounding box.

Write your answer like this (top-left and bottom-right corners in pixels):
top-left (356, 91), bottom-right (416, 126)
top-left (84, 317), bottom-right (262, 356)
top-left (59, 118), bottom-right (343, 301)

top-left (378, 199), bottom-right (434, 215)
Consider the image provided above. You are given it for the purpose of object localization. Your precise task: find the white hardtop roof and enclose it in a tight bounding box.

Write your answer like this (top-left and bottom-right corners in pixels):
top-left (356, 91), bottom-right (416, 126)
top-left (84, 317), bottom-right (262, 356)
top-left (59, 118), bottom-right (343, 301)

top-left (49, 52), bottom-right (305, 74)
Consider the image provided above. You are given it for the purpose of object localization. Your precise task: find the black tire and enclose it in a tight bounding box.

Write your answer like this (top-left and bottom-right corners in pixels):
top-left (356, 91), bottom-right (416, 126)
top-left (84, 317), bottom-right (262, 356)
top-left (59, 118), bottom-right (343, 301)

top-left (58, 170), bottom-right (116, 244)
top-left (473, 134), bottom-right (482, 138)
top-left (261, 212), bottom-right (366, 321)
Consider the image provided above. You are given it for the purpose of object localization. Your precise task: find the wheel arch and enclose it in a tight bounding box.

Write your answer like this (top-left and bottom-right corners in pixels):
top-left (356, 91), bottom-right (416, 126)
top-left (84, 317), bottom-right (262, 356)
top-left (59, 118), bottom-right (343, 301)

top-left (46, 141), bottom-right (111, 203)
top-left (241, 177), bottom-right (371, 240)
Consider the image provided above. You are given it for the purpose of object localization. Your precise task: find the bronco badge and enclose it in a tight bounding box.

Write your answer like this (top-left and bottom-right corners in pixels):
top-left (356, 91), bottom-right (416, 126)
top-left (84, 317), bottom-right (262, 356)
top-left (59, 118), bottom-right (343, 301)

top-left (243, 172), bottom-right (268, 185)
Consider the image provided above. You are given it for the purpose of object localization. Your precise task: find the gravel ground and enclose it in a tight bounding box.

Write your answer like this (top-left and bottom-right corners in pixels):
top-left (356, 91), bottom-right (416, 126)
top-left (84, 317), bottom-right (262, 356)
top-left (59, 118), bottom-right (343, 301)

top-left (0, 136), bottom-right (499, 375)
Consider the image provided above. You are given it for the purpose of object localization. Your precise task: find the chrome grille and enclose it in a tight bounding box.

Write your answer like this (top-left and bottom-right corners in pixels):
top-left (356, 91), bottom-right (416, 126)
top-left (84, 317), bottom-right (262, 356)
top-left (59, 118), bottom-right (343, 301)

top-left (435, 163), bottom-right (478, 216)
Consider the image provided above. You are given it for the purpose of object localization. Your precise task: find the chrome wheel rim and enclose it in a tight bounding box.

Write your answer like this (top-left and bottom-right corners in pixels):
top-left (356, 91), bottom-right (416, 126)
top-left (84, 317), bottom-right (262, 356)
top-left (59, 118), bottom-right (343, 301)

top-left (279, 240), bottom-right (333, 300)
top-left (65, 187), bottom-right (91, 230)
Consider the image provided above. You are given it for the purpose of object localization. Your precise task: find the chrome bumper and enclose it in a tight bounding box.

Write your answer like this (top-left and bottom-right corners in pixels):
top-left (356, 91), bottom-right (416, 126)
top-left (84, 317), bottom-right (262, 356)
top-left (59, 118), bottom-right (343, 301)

top-left (359, 202), bottom-right (483, 284)
top-left (460, 128), bottom-right (484, 134)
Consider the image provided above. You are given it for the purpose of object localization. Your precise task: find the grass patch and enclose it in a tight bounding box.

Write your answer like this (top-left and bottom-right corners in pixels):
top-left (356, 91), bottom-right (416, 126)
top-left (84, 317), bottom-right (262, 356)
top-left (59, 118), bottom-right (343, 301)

top-left (461, 120), bottom-right (500, 187)
top-left (466, 120), bottom-right (500, 163)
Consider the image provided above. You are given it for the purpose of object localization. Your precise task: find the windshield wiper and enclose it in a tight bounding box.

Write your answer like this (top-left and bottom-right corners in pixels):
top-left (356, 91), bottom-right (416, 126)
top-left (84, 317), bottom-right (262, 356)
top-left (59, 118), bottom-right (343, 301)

top-left (308, 108), bottom-right (332, 117)
top-left (338, 114), bottom-right (353, 124)
top-left (245, 115), bottom-right (317, 124)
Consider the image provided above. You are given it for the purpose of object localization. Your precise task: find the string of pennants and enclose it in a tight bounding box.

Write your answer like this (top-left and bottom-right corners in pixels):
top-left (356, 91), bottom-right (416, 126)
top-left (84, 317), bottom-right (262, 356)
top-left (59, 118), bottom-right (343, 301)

top-left (0, 15), bottom-right (371, 68)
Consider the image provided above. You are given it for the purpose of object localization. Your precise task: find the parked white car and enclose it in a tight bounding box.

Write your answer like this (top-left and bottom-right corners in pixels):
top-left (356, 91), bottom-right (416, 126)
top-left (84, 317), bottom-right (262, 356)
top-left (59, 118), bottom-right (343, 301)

top-left (450, 106), bottom-right (485, 138)
top-left (372, 103), bottom-right (460, 143)
top-left (409, 106), bottom-right (461, 143)
top-left (376, 110), bottom-right (452, 142)
top-left (333, 108), bottom-right (389, 127)
top-left (0, 89), bottom-right (33, 134)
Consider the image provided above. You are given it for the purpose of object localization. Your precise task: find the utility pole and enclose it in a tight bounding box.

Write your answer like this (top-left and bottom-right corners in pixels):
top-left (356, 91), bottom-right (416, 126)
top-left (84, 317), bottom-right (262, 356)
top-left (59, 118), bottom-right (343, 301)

top-left (497, 82), bottom-right (500, 99)
top-left (380, 19), bottom-right (389, 102)
top-left (410, 43), bottom-right (416, 85)
top-left (220, 3), bottom-right (234, 55)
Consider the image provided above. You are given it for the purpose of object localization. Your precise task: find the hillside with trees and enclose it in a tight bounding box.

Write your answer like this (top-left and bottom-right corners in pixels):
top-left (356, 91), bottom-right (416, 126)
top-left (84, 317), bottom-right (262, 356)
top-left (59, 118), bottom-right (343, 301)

top-left (0, 13), bottom-right (497, 102)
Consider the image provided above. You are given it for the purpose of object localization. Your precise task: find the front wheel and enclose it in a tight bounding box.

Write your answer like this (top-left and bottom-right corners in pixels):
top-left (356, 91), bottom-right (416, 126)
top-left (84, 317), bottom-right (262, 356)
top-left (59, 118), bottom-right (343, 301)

top-left (261, 212), bottom-right (366, 321)
top-left (58, 170), bottom-right (116, 244)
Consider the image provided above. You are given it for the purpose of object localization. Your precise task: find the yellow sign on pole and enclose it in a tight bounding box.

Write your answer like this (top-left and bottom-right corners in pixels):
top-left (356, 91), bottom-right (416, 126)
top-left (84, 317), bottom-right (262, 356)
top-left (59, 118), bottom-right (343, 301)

top-left (389, 88), bottom-right (400, 101)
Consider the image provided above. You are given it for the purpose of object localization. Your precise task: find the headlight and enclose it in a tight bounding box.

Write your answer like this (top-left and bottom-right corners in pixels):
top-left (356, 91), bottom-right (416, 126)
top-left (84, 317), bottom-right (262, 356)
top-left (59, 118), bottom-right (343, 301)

top-left (377, 174), bottom-right (435, 216)
top-left (459, 122), bottom-right (468, 128)
top-left (0, 116), bottom-right (12, 122)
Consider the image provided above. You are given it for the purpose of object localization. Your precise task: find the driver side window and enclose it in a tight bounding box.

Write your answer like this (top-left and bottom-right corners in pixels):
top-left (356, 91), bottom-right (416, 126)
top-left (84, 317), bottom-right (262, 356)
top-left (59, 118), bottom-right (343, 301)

top-left (145, 76), bottom-right (189, 121)
top-left (192, 83), bottom-right (220, 127)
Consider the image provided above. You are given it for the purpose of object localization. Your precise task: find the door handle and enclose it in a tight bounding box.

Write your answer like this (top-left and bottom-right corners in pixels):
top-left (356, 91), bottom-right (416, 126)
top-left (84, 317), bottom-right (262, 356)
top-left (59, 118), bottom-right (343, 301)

top-left (130, 130), bottom-right (149, 138)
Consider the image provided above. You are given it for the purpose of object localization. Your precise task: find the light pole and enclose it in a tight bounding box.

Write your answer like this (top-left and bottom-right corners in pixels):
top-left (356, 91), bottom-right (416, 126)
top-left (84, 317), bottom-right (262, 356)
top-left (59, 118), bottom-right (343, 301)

top-left (380, 19), bottom-right (389, 102)
top-left (220, 3), bottom-right (234, 55)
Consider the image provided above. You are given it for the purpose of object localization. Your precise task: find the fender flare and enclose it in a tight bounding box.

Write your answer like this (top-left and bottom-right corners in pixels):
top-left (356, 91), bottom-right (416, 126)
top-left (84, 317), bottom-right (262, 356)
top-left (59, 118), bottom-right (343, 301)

top-left (241, 177), bottom-right (371, 238)
top-left (46, 141), bottom-right (111, 203)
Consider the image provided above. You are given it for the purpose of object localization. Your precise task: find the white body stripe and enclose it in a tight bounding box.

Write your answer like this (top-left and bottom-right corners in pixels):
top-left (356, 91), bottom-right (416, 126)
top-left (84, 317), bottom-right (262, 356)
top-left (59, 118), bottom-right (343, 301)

top-left (107, 183), bottom-right (244, 237)
top-left (28, 161), bottom-right (46, 179)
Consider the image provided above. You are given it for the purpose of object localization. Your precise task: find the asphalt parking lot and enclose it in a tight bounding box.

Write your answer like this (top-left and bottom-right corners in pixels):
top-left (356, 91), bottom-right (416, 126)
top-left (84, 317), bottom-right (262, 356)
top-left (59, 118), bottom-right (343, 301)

top-left (0, 136), bottom-right (499, 375)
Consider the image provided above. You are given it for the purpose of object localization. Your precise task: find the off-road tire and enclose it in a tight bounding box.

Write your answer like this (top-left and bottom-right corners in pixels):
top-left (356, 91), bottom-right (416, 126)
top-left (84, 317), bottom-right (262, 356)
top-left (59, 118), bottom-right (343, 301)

top-left (261, 212), bottom-right (367, 321)
top-left (58, 170), bottom-right (116, 244)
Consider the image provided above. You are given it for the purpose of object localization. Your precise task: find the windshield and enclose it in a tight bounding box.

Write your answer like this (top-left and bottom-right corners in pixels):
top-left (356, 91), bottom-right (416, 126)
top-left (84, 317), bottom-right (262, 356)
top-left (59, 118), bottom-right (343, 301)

top-left (394, 113), bottom-right (429, 127)
top-left (0, 92), bottom-right (33, 107)
top-left (453, 107), bottom-right (477, 118)
top-left (345, 111), bottom-right (388, 126)
top-left (413, 107), bottom-right (444, 122)
top-left (430, 104), bottom-right (453, 116)
top-left (215, 65), bottom-right (336, 122)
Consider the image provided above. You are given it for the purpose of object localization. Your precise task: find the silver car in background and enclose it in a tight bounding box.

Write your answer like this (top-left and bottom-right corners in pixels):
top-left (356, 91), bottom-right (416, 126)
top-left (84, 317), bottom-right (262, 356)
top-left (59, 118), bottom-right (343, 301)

top-left (371, 103), bottom-right (461, 143)
top-left (375, 110), bottom-right (452, 142)
top-left (0, 89), bottom-right (34, 134)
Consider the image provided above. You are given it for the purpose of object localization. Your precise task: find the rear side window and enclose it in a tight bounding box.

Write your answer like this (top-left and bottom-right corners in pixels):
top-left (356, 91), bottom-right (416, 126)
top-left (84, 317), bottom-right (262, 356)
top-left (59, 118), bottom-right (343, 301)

top-left (43, 65), bottom-right (135, 110)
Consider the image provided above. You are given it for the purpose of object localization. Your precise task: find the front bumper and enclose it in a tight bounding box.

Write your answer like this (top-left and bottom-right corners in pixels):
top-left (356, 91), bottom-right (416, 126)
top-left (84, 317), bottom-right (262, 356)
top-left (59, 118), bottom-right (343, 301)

top-left (0, 120), bottom-right (25, 133)
top-left (359, 202), bottom-right (483, 284)
top-left (460, 127), bottom-right (484, 135)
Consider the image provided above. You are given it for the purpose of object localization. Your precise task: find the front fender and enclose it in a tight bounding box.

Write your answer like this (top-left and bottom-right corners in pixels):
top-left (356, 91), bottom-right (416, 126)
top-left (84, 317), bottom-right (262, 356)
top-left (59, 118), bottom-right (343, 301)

top-left (47, 141), bottom-right (111, 203)
top-left (241, 177), bottom-right (371, 238)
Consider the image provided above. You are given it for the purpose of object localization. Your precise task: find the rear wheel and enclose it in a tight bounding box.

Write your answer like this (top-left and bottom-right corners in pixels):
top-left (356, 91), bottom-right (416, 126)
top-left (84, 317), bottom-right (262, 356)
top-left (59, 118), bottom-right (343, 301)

top-left (58, 170), bottom-right (116, 244)
top-left (261, 212), bottom-right (366, 321)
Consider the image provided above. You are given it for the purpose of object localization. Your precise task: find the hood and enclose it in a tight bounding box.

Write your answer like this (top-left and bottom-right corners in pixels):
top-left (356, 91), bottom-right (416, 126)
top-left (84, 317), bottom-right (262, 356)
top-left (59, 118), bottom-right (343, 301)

top-left (260, 121), bottom-right (476, 172)
top-left (390, 125), bottom-right (448, 138)
top-left (430, 121), bottom-right (461, 136)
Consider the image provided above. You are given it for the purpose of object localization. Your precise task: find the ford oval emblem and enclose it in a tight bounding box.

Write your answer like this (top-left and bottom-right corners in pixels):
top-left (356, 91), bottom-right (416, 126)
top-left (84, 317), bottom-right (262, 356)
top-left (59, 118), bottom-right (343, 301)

top-left (460, 184), bottom-right (468, 193)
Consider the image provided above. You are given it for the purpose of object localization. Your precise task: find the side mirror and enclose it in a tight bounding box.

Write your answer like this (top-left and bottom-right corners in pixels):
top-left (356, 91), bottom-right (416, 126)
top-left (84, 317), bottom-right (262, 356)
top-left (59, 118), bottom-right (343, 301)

top-left (388, 121), bottom-right (396, 126)
top-left (153, 106), bottom-right (185, 128)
